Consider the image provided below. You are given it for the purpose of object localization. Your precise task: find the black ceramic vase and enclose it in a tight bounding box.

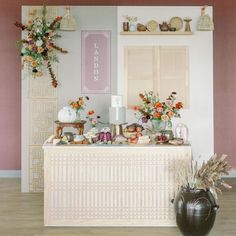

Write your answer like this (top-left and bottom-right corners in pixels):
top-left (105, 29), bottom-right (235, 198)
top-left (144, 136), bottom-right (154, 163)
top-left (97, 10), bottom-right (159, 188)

top-left (173, 187), bottom-right (219, 236)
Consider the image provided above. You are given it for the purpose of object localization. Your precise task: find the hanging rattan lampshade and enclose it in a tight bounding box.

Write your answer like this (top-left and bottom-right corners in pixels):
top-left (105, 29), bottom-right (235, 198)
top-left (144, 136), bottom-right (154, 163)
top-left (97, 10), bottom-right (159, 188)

top-left (60, 6), bottom-right (76, 31)
top-left (197, 6), bottom-right (214, 31)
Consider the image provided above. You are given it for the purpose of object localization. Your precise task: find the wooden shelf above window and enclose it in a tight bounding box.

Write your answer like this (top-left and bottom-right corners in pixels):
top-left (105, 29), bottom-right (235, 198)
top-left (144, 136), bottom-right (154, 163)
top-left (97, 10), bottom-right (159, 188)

top-left (120, 31), bottom-right (193, 36)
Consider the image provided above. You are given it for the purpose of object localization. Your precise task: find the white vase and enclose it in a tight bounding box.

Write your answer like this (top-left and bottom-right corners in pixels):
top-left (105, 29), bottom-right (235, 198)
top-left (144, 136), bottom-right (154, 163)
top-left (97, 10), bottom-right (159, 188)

top-left (129, 23), bottom-right (136, 32)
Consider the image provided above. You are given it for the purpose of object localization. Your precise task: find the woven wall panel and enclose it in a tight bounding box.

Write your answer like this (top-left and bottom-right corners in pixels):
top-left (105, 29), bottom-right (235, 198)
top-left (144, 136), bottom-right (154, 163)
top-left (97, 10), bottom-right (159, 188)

top-left (29, 146), bottom-right (44, 192)
top-left (30, 100), bottom-right (57, 146)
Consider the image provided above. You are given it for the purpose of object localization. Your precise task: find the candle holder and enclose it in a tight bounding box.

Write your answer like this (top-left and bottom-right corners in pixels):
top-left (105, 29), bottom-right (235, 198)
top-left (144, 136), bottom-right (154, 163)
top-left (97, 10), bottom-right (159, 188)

top-left (184, 17), bottom-right (192, 32)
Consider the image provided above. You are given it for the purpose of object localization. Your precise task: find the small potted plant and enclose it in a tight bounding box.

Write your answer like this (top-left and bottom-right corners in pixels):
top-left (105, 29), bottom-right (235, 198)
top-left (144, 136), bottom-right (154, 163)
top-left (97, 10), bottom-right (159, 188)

top-left (174, 154), bottom-right (232, 236)
top-left (123, 15), bottom-right (138, 32)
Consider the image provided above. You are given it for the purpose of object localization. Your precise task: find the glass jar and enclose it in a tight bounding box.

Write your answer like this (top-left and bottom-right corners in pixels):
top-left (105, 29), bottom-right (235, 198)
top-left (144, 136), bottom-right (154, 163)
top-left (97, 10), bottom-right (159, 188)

top-left (175, 123), bottom-right (189, 143)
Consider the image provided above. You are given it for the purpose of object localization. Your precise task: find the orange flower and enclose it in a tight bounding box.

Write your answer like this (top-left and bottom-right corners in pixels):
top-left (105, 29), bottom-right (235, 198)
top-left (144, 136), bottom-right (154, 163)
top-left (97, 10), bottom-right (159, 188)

top-left (87, 110), bottom-right (95, 116)
top-left (167, 110), bottom-right (174, 118)
top-left (37, 47), bottom-right (44, 53)
top-left (31, 60), bottom-right (37, 68)
top-left (175, 102), bottom-right (183, 109)
top-left (72, 103), bottom-right (79, 109)
top-left (130, 105), bottom-right (140, 111)
top-left (56, 16), bottom-right (62, 21)
top-left (153, 112), bottom-right (161, 119)
top-left (155, 102), bottom-right (162, 108)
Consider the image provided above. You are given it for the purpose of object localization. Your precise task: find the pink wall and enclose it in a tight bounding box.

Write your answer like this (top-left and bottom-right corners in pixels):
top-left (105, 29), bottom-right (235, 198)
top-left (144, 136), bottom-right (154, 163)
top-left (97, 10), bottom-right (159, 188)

top-left (0, 0), bottom-right (235, 170)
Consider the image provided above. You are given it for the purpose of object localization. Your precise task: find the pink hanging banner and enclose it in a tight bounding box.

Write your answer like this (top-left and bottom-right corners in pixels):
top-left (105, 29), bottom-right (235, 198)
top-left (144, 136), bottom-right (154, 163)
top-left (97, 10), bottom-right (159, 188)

top-left (81, 30), bottom-right (111, 94)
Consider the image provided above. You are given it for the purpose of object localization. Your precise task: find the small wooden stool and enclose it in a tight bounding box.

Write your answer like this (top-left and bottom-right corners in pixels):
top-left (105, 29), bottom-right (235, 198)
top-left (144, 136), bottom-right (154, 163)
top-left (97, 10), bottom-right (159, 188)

top-left (54, 120), bottom-right (86, 138)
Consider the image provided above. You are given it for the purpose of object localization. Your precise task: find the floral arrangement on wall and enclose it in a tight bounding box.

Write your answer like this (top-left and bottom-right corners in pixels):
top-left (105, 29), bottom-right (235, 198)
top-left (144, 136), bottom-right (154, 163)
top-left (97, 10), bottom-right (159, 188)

top-left (135, 91), bottom-right (183, 126)
top-left (15, 5), bottom-right (68, 88)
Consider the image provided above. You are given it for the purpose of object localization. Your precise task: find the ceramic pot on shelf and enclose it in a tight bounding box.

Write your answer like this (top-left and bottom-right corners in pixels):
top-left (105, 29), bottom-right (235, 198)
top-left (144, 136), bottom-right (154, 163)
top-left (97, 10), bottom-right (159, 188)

top-left (129, 23), bottom-right (136, 32)
top-left (173, 187), bottom-right (219, 236)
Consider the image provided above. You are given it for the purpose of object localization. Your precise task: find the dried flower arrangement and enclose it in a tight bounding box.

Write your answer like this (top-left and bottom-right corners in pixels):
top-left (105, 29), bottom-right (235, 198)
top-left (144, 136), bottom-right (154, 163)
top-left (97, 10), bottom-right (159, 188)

top-left (177, 154), bottom-right (232, 199)
top-left (15, 5), bottom-right (68, 88)
top-left (134, 91), bottom-right (183, 125)
top-left (123, 15), bottom-right (138, 23)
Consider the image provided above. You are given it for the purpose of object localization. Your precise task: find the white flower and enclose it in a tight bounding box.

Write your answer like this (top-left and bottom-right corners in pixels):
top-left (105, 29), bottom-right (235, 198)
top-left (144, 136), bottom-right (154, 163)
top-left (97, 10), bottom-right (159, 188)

top-left (21, 48), bottom-right (26, 53)
top-left (35, 40), bottom-right (43, 47)
top-left (161, 114), bottom-right (169, 122)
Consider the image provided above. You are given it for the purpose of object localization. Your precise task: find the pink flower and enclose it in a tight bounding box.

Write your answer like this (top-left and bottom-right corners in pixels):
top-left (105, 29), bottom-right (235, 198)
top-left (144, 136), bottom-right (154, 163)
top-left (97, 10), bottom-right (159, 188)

top-left (91, 118), bottom-right (97, 126)
top-left (157, 107), bottom-right (163, 113)
top-left (166, 99), bottom-right (171, 106)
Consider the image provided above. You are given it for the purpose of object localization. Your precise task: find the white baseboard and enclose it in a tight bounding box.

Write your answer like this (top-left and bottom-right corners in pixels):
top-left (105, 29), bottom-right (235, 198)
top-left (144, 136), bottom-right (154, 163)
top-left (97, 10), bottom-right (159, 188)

top-left (0, 170), bottom-right (21, 178)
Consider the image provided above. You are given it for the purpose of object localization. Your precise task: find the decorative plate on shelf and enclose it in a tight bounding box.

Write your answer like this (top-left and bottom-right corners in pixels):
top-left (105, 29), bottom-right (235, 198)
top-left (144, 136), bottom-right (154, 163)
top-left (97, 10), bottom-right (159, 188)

top-left (169, 17), bottom-right (183, 31)
top-left (146, 20), bottom-right (158, 32)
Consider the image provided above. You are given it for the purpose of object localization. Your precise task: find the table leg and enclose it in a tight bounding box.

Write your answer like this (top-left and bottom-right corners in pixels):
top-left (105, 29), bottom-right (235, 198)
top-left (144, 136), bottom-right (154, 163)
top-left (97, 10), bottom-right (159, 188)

top-left (56, 126), bottom-right (63, 138)
top-left (78, 124), bottom-right (84, 135)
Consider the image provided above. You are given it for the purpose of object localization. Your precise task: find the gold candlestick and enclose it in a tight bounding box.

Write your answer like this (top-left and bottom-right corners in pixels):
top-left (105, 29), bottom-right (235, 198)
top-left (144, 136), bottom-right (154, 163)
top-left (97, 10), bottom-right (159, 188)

top-left (184, 17), bottom-right (192, 32)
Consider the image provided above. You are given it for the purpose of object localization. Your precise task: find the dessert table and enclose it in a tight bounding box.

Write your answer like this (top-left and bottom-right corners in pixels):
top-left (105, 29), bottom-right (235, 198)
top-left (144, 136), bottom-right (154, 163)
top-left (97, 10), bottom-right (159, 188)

top-left (43, 144), bottom-right (191, 226)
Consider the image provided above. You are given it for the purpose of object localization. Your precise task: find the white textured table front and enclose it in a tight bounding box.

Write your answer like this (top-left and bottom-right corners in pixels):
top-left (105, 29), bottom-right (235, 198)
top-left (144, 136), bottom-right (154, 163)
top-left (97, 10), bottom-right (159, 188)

top-left (43, 144), bottom-right (191, 226)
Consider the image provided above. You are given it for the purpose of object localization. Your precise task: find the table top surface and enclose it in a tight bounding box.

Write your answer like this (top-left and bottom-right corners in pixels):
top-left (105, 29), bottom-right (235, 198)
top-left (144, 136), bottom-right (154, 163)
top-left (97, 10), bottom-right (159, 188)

top-left (55, 120), bottom-right (86, 125)
top-left (43, 143), bottom-right (191, 149)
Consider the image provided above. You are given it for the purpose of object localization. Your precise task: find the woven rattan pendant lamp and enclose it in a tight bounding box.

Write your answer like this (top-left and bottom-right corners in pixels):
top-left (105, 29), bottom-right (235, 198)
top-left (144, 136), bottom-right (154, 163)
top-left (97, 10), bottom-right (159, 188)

top-left (197, 6), bottom-right (214, 31)
top-left (60, 6), bottom-right (76, 31)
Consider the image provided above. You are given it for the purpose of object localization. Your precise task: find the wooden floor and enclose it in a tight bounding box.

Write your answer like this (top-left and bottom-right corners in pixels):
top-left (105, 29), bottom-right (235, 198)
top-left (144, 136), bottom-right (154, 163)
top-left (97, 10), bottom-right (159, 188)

top-left (0, 179), bottom-right (236, 236)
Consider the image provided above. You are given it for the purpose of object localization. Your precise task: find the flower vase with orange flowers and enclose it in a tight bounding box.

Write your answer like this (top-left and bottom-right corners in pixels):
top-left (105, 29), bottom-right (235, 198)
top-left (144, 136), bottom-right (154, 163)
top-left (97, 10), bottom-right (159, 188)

top-left (137, 91), bottom-right (183, 132)
top-left (68, 97), bottom-right (88, 122)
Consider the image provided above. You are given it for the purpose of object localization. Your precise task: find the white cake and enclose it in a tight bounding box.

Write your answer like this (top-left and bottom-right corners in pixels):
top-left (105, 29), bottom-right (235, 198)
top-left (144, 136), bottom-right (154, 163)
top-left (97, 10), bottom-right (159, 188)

top-left (109, 95), bottom-right (126, 124)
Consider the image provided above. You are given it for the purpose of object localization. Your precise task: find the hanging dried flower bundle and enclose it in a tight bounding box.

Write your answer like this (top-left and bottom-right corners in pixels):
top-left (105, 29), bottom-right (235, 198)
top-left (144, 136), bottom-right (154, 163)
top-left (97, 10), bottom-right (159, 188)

top-left (15, 5), bottom-right (68, 88)
top-left (176, 154), bottom-right (232, 199)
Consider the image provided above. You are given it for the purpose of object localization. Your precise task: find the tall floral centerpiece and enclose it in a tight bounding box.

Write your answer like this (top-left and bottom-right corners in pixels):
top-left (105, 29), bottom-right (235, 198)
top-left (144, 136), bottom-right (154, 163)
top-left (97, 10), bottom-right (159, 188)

top-left (136, 91), bottom-right (183, 131)
top-left (15, 5), bottom-right (68, 88)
